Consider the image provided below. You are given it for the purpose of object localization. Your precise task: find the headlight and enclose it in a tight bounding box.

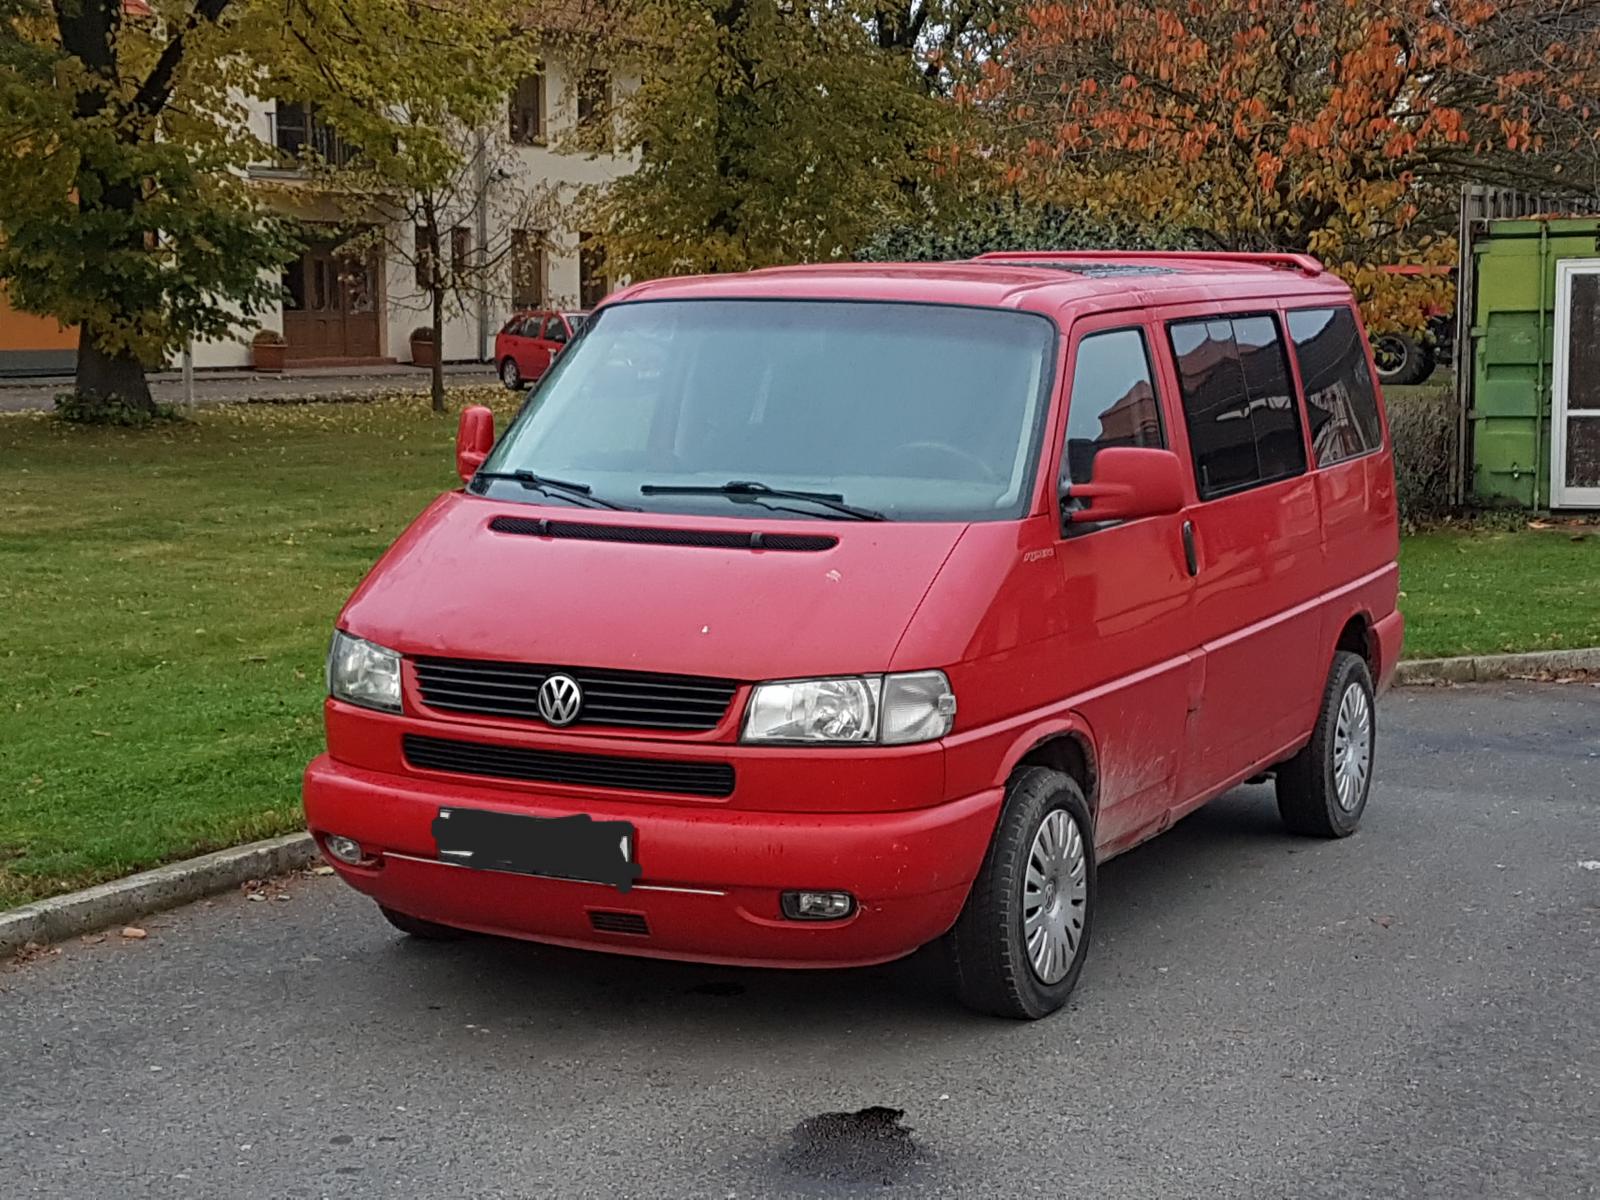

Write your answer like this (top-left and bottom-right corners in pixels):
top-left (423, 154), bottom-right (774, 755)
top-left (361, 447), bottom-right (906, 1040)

top-left (742, 671), bottom-right (955, 745)
top-left (326, 630), bottom-right (402, 713)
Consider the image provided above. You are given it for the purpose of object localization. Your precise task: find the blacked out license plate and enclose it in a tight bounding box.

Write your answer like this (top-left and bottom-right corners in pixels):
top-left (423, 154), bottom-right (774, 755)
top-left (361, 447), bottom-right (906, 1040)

top-left (432, 807), bottom-right (641, 892)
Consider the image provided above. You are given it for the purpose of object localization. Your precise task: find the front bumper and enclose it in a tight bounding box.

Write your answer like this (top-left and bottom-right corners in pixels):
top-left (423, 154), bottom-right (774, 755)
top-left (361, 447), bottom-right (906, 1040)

top-left (303, 754), bottom-right (1003, 968)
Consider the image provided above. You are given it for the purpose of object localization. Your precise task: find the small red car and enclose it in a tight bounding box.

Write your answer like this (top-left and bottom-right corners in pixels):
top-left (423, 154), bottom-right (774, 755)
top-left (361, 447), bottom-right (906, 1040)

top-left (306, 252), bottom-right (1402, 1019)
top-left (493, 310), bottom-right (588, 390)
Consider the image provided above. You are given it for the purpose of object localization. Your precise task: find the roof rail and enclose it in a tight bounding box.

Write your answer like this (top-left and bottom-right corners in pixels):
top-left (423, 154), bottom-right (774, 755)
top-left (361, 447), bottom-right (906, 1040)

top-left (972, 250), bottom-right (1326, 277)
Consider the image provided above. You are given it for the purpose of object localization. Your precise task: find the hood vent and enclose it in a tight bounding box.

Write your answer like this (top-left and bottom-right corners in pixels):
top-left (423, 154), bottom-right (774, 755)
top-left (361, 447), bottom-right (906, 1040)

top-left (489, 515), bottom-right (837, 552)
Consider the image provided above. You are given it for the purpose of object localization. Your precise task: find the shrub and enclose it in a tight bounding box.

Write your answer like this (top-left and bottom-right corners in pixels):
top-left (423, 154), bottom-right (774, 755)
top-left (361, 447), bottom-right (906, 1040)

top-left (856, 201), bottom-right (1205, 263)
top-left (1387, 387), bottom-right (1455, 526)
top-left (52, 392), bottom-right (183, 428)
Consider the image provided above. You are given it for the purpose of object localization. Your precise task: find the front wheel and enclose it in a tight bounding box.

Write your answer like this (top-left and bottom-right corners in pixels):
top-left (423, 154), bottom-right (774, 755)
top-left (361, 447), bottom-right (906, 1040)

top-left (499, 357), bottom-right (523, 391)
top-left (949, 767), bottom-right (1095, 1019)
top-left (1276, 651), bottom-right (1376, 838)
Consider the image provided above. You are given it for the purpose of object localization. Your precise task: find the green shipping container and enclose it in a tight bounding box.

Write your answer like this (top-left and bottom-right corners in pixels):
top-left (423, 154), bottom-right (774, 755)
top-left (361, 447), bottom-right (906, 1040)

top-left (1470, 217), bottom-right (1600, 508)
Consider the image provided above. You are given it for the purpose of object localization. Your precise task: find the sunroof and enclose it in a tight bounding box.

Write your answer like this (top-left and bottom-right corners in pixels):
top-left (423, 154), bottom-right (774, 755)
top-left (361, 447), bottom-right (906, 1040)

top-left (990, 261), bottom-right (1178, 278)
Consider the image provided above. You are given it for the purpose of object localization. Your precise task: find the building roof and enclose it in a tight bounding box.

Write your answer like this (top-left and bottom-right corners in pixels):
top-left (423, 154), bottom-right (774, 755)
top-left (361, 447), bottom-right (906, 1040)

top-left (612, 253), bottom-right (1353, 314)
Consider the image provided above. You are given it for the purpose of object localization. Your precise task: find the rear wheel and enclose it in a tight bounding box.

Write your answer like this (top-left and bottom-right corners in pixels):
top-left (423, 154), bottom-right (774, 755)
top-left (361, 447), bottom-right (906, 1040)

top-left (1276, 651), bottom-right (1376, 838)
top-left (1371, 334), bottom-right (1433, 386)
top-left (379, 905), bottom-right (463, 940)
top-left (949, 767), bottom-right (1095, 1019)
top-left (499, 357), bottom-right (523, 390)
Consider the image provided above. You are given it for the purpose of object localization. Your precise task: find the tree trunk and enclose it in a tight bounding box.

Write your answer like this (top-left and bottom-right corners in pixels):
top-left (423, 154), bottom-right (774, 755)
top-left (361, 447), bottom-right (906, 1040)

top-left (430, 287), bottom-right (446, 413)
top-left (74, 324), bottom-right (156, 415)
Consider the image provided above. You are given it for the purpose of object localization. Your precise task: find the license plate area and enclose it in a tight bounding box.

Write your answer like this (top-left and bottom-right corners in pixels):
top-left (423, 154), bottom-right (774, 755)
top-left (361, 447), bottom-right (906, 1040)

top-left (432, 807), bottom-right (640, 892)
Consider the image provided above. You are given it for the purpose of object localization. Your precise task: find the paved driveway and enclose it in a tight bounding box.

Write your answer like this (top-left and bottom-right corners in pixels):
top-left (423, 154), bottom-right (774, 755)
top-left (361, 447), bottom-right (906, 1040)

top-left (0, 364), bottom-right (497, 412)
top-left (3, 683), bottom-right (1597, 1199)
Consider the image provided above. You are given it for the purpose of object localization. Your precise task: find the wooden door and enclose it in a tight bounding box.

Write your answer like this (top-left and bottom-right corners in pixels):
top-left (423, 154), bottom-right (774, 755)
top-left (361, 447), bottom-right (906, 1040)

top-left (282, 240), bottom-right (380, 361)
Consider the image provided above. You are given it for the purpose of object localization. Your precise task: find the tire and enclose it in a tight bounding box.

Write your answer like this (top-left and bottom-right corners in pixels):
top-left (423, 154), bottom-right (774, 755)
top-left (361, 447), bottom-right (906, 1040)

top-left (1276, 651), bottom-right (1376, 838)
top-left (499, 358), bottom-right (523, 391)
top-left (1371, 334), bottom-right (1427, 386)
top-left (949, 767), bottom-right (1096, 1020)
top-left (379, 904), bottom-right (463, 940)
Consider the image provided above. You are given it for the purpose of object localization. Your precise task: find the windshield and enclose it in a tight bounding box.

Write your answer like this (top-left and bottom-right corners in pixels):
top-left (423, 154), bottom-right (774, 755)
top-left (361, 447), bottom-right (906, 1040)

top-left (477, 299), bottom-right (1057, 522)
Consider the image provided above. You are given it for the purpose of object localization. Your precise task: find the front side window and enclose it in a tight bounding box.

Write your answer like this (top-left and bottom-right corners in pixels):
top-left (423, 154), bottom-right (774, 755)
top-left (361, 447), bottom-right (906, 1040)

top-left (477, 300), bottom-right (1057, 522)
top-left (1168, 313), bottom-right (1306, 499)
top-left (1061, 327), bottom-right (1164, 488)
top-left (1287, 307), bottom-right (1384, 466)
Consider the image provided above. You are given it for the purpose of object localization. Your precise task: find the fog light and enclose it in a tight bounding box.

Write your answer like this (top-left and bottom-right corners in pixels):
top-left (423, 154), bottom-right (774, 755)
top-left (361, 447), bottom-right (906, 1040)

top-left (781, 891), bottom-right (856, 921)
top-left (324, 835), bottom-right (365, 866)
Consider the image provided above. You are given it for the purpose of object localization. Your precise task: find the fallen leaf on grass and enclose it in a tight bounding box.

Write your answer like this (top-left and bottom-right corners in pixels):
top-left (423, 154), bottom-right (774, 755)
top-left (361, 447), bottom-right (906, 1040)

top-left (1371, 915), bottom-right (1394, 928)
top-left (309, 865), bottom-right (335, 876)
top-left (120, 926), bottom-right (147, 940)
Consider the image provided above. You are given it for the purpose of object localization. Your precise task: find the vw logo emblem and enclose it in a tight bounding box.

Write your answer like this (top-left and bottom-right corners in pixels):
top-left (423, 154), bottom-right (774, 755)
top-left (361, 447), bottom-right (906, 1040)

top-left (537, 673), bottom-right (584, 727)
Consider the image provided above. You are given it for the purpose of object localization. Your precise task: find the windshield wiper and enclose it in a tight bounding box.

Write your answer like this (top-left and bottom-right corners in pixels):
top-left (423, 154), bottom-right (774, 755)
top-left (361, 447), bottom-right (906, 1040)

top-left (473, 470), bottom-right (639, 511)
top-left (638, 480), bottom-right (886, 521)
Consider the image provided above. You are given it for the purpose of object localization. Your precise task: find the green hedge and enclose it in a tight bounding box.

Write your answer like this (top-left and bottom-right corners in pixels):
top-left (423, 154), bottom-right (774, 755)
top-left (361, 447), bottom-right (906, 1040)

top-left (857, 202), bottom-right (1205, 262)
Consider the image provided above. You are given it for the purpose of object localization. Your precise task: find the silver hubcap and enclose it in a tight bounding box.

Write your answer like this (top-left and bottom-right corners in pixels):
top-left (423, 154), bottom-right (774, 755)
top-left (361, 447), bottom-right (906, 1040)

top-left (1332, 683), bottom-right (1372, 812)
top-left (1023, 809), bottom-right (1088, 985)
top-left (502, 362), bottom-right (518, 385)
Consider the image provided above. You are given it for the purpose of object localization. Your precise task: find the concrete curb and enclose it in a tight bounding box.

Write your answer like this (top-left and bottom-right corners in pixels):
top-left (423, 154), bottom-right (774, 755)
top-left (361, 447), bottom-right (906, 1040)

top-left (1, 832), bottom-right (316, 956)
top-left (1396, 646), bottom-right (1600, 686)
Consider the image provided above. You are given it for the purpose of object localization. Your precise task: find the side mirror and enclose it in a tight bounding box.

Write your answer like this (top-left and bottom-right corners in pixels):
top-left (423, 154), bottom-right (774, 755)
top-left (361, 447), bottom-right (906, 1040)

top-left (1062, 447), bottom-right (1186, 525)
top-left (456, 405), bottom-right (494, 484)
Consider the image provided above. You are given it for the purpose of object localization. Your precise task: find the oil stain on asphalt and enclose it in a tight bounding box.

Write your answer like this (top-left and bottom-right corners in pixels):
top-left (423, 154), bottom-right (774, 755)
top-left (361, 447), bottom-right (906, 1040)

top-left (782, 1105), bottom-right (927, 1186)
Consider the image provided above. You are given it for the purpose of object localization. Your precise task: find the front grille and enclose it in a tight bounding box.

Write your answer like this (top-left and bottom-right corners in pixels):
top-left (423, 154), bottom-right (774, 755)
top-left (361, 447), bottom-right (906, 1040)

top-left (403, 734), bottom-right (736, 799)
top-left (489, 516), bottom-right (837, 552)
top-left (414, 657), bottom-right (739, 732)
top-left (588, 911), bottom-right (650, 936)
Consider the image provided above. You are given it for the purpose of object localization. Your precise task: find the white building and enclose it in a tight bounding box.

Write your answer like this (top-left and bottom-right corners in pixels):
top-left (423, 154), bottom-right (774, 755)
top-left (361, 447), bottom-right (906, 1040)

top-left (190, 55), bottom-right (637, 371)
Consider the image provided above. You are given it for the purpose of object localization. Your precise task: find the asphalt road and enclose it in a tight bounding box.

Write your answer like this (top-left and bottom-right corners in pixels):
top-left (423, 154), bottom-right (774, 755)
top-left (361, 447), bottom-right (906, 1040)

top-left (3, 682), bottom-right (1598, 1199)
top-left (0, 363), bottom-right (497, 412)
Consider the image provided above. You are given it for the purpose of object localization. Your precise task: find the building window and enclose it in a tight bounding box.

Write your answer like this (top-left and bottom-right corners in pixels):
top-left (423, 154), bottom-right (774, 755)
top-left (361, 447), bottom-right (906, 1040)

top-left (511, 229), bottom-right (545, 309)
top-left (577, 70), bottom-right (609, 134)
top-left (1286, 306), bottom-right (1384, 467)
top-left (451, 226), bottom-right (472, 283)
top-left (1168, 313), bottom-right (1306, 499)
top-left (578, 233), bottom-right (607, 309)
top-left (509, 70), bottom-right (545, 145)
top-left (274, 101), bottom-right (357, 167)
top-left (1061, 327), bottom-right (1165, 489)
top-left (413, 225), bottom-right (433, 289)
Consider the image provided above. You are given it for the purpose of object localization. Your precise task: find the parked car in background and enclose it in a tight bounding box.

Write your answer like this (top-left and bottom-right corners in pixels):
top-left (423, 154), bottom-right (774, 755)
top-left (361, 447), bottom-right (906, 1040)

top-left (307, 251), bottom-right (1402, 1020)
top-left (494, 310), bottom-right (589, 390)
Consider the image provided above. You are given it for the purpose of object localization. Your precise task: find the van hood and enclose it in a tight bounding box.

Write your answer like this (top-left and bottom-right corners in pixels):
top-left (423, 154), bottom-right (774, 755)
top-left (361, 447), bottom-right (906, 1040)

top-left (339, 493), bottom-right (969, 679)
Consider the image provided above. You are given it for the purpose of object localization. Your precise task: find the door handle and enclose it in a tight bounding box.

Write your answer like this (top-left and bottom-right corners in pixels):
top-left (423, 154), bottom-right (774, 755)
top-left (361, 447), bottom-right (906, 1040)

top-left (1181, 520), bottom-right (1198, 577)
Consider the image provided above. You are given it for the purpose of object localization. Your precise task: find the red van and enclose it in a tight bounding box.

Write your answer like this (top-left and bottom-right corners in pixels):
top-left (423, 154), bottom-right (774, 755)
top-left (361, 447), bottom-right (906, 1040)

top-left (305, 252), bottom-right (1402, 1019)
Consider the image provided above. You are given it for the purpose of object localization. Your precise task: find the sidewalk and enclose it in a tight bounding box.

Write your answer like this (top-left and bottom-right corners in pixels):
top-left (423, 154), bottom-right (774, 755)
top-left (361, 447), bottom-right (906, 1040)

top-left (0, 361), bottom-right (499, 413)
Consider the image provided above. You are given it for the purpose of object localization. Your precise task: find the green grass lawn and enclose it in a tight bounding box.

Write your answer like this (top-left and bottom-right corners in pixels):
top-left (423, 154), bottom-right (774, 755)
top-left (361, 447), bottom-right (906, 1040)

top-left (2, 393), bottom-right (1597, 909)
top-left (1400, 526), bottom-right (1600, 658)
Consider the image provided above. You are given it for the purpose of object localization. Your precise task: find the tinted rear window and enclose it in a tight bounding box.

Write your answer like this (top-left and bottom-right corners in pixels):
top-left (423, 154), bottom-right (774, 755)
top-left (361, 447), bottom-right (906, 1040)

top-left (1286, 307), bottom-right (1383, 465)
top-left (1168, 314), bottom-right (1306, 499)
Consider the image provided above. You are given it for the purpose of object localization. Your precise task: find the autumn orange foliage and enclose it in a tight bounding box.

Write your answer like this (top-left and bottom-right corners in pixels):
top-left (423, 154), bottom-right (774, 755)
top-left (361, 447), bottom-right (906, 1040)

top-left (986, 0), bottom-right (1600, 328)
